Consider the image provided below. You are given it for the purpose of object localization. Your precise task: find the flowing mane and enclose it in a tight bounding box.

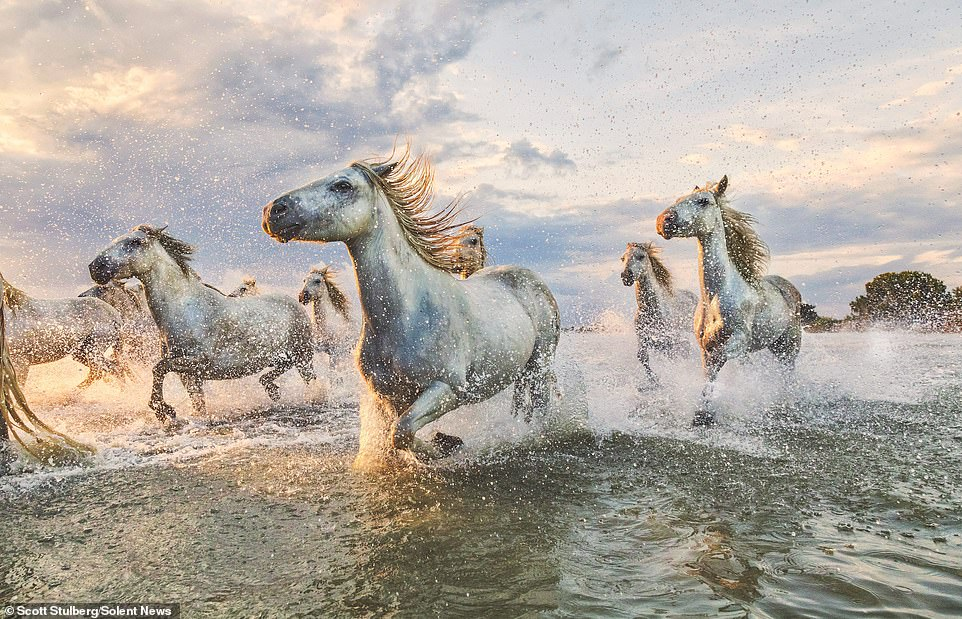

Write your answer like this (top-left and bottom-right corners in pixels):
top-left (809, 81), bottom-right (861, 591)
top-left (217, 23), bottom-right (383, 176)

top-left (699, 179), bottom-right (770, 283)
top-left (134, 224), bottom-right (199, 279)
top-left (638, 242), bottom-right (673, 293)
top-left (352, 147), bottom-right (470, 272)
top-left (309, 265), bottom-right (350, 320)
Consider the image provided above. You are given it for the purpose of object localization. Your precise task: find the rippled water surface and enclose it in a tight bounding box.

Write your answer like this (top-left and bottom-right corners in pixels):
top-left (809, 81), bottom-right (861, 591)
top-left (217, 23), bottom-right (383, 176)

top-left (2, 330), bottom-right (961, 617)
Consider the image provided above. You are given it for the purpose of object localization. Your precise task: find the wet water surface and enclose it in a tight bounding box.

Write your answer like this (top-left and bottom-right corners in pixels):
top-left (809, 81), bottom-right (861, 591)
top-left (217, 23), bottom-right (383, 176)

top-left (2, 331), bottom-right (961, 617)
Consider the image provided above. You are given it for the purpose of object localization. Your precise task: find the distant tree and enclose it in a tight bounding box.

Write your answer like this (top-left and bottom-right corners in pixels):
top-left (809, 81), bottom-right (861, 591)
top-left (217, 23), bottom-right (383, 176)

top-left (850, 271), bottom-right (951, 324)
top-left (799, 302), bottom-right (819, 325)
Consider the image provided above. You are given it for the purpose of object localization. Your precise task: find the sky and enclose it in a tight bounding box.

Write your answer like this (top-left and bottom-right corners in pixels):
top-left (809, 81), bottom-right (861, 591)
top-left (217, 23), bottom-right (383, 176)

top-left (0, 0), bottom-right (960, 323)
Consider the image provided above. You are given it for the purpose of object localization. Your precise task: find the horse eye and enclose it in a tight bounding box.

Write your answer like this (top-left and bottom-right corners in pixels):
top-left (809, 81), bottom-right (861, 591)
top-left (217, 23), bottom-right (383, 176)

top-left (331, 180), bottom-right (353, 193)
top-left (467, 238), bottom-right (478, 246)
top-left (697, 197), bottom-right (710, 206)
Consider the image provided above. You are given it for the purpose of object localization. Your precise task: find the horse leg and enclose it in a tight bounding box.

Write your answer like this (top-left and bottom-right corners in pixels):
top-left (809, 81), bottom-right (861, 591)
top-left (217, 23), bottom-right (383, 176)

top-left (149, 357), bottom-right (178, 424)
top-left (637, 345), bottom-right (659, 387)
top-left (528, 369), bottom-right (557, 422)
top-left (511, 373), bottom-right (530, 419)
top-left (295, 354), bottom-right (316, 384)
top-left (179, 374), bottom-right (207, 416)
top-left (769, 326), bottom-right (801, 369)
top-left (391, 381), bottom-right (461, 459)
top-left (694, 348), bottom-right (725, 427)
top-left (259, 359), bottom-right (294, 401)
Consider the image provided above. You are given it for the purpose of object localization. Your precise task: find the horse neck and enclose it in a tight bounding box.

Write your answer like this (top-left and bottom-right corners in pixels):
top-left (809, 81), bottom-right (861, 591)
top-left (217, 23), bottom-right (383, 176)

top-left (696, 225), bottom-right (746, 299)
top-left (344, 200), bottom-right (453, 333)
top-left (634, 273), bottom-right (667, 322)
top-left (311, 289), bottom-right (334, 332)
top-left (136, 253), bottom-right (204, 323)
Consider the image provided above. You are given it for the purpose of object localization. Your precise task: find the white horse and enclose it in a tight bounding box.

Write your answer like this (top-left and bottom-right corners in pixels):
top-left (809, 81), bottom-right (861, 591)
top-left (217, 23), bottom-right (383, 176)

top-left (656, 175), bottom-right (802, 425)
top-left (88, 225), bottom-right (316, 425)
top-left (449, 224), bottom-right (487, 278)
top-left (0, 271), bottom-right (125, 388)
top-left (80, 279), bottom-right (160, 367)
top-left (620, 242), bottom-right (697, 384)
top-left (298, 264), bottom-right (353, 367)
top-left (262, 147), bottom-right (560, 461)
top-left (228, 276), bottom-right (260, 298)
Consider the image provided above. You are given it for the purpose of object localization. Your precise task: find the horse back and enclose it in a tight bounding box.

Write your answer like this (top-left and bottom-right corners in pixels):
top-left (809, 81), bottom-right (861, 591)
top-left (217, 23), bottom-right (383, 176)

top-left (762, 275), bottom-right (801, 309)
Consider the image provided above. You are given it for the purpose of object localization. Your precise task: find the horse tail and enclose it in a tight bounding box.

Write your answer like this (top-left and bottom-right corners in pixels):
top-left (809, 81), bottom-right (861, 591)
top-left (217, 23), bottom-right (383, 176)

top-left (1, 287), bottom-right (96, 464)
top-left (0, 273), bottom-right (28, 311)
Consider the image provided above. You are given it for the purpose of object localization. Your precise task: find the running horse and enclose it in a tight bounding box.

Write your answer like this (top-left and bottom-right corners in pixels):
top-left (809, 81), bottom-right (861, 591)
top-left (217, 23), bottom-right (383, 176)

top-left (656, 176), bottom-right (801, 425)
top-left (89, 225), bottom-right (316, 425)
top-left (262, 146), bottom-right (560, 462)
top-left (298, 263), bottom-right (353, 367)
top-left (620, 242), bottom-right (697, 384)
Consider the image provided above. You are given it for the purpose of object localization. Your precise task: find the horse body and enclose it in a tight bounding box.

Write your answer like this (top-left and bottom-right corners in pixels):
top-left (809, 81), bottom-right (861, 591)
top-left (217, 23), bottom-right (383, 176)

top-left (80, 279), bottom-right (160, 367)
top-left (89, 226), bottom-right (315, 423)
top-left (657, 175), bottom-right (801, 424)
top-left (263, 148), bottom-right (559, 460)
top-left (621, 242), bottom-right (696, 383)
top-left (1, 273), bottom-right (123, 387)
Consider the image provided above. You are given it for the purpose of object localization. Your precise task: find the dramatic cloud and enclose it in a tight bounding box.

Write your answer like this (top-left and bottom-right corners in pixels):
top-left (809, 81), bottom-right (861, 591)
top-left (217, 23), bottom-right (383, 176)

top-left (0, 0), bottom-right (960, 323)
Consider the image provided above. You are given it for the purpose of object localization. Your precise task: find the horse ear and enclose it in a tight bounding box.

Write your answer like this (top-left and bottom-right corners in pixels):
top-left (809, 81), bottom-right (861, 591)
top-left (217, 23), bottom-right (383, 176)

top-left (373, 161), bottom-right (398, 177)
top-left (716, 175), bottom-right (728, 195)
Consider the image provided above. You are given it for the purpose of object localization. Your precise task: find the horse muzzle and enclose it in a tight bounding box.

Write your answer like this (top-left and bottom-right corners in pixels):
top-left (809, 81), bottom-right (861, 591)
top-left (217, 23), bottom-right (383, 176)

top-left (262, 196), bottom-right (303, 243)
top-left (656, 211), bottom-right (675, 240)
top-left (297, 290), bottom-right (311, 304)
top-left (621, 271), bottom-right (634, 286)
top-left (88, 255), bottom-right (118, 285)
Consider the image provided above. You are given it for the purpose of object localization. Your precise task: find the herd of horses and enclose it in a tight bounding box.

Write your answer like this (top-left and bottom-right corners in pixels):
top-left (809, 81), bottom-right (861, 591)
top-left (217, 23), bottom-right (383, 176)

top-left (0, 146), bottom-right (802, 464)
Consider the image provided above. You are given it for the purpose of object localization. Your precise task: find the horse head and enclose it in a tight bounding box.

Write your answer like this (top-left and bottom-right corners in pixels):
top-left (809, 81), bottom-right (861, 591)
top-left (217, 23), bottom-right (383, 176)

top-left (620, 242), bottom-right (649, 286)
top-left (89, 225), bottom-right (194, 285)
top-left (451, 225), bottom-right (486, 278)
top-left (657, 175), bottom-right (728, 240)
top-left (262, 161), bottom-right (391, 244)
top-left (298, 264), bottom-right (330, 304)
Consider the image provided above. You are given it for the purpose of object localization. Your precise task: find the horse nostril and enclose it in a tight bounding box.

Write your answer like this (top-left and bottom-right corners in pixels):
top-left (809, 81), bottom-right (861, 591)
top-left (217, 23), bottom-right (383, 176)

top-left (271, 196), bottom-right (293, 216)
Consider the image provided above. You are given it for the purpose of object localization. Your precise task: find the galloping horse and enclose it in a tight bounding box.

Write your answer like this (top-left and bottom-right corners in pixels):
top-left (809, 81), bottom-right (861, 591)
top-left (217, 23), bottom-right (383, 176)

top-left (1, 271), bottom-right (124, 388)
top-left (263, 147), bottom-right (560, 461)
top-left (620, 242), bottom-right (697, 384)
top-left (449, 225), bottom-right (487, 278)
top-left (228, 276), bottom-right (260, 298)
top-left (656, 176), bottom-right (801, 425)
top-left (89, 225), bottom-right (316, 425)
top-left (298, 264), bottom-right (352, 367)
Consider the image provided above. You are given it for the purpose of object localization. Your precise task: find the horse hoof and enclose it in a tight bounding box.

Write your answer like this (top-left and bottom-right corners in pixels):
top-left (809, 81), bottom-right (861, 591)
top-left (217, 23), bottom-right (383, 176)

top-left (431, 432), bottom-right (464, 456)
top-left (692, 410), bottom-right (715, 428)
top-left (163, 417), bottom-right (187, 434)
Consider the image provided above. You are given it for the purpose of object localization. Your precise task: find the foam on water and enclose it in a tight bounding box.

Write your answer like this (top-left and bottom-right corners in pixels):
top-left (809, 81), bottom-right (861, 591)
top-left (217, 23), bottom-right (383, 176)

top-left (2, 325), bottom-right (960, 489)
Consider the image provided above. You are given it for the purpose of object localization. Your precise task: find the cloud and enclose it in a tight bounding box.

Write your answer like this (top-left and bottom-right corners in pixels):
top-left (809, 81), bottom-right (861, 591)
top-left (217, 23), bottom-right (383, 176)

top-left (503, 138), bottom-right (577, 177)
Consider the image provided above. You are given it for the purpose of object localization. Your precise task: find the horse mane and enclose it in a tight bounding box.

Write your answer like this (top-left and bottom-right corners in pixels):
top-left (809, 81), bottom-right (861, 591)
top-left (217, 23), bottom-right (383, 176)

top-left (134, 224), bottom-right (199, 279)
top-left (310, 265), bottom-right (350, 320)
top-left (352, 146), bottom-right (471, 272)
top-left (699, 178), bottom-right (770, 282)
top-left (637, 242), bottom-right (673, 293)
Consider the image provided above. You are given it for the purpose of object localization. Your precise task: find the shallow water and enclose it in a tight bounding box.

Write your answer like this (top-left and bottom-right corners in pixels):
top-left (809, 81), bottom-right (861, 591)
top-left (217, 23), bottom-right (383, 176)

top-left (1, 330), bottom-right (961, 617)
